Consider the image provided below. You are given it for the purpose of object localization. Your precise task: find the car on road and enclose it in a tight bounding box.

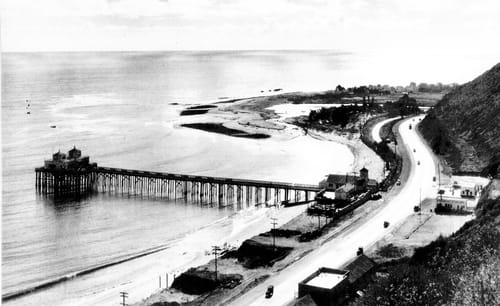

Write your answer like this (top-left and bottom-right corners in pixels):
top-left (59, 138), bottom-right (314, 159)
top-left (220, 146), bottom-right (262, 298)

top-left (413, 149), bottom-right (416, 152)
top-left (357, 247), bottom-right (364, 255)
top-left (396, 179), bottom-right (401, 186)
top-left (265, 285), bottom-right (274, 298)
top-left (418, 161), bottom-right (420, 165)
top-left (384, 221), bottom-right (390, 228)
top-left (371, 193), bottom-right (382, 200)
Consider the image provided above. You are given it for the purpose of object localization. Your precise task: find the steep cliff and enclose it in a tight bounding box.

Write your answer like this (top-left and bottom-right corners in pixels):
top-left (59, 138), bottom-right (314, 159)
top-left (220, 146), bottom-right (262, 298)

top-left (420, 63), bottom-right (500, 176)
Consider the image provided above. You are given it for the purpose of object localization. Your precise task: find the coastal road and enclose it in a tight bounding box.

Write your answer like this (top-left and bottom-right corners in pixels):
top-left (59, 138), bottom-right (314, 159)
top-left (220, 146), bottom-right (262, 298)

top-left (229, 115), bottom-right (438, 306)
top-left (371, 117), bottom-right (400, 143)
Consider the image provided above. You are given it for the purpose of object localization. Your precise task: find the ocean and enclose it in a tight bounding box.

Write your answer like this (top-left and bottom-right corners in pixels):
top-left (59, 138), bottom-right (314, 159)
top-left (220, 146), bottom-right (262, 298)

top-left (1, 51), bottom-right (356, 302)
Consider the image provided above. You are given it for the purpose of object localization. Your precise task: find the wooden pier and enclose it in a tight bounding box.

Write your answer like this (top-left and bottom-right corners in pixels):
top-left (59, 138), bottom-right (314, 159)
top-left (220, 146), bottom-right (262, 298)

top-left (36, 166), bottom-right (320, 206)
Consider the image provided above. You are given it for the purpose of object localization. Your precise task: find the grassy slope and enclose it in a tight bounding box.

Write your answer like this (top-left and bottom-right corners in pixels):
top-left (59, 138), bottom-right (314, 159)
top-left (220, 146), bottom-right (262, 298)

top-left (420, 63), bottom-right (500, 176)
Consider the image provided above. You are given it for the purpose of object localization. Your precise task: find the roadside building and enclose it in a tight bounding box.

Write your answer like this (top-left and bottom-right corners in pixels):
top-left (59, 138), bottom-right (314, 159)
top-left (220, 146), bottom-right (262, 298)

top-left (335, 183), bottom-right (355, 200)
top-left (437, 196), bottom-right (467, 211)
top-left (459, 183), bottom-right (482, 198)
top-left (321, 174), bottom-right (357, 191)
top-left (436, 187), bottom-right (469, 212)
top-left (320, 168), bottom-right (376, 195)
top-left (298, 268), bottom-right (350, 306)
top-left (343, 254), bottom-right (376, 290)
top-left (297, 255), bottom-right (376, 306)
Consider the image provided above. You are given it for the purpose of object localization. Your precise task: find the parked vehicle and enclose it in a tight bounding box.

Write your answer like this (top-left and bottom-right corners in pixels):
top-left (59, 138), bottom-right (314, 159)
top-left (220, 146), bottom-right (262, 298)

top-left (357, 247), bottom-right (364, 256)
top-left (371, 193), bottom-right (382, 200)
top-left (409, 124), bottom-right (412, 130)
top-left (418, 161), bottom-right (420, 165)
top-left (265, 285), bottom-right (274, 298)
top-left (396, 179), bottom-right (401, 186)
top-left (414, 206), bottom-right (421, 212)
top-left (433, 176), bottom-right (436, 182)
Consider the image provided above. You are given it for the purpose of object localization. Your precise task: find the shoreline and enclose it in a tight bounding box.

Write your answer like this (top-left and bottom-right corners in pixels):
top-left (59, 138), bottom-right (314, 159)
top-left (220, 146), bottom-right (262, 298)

top-left (132, 95), bottom-right (388, 305)
top-left (6, 91), bottom-right (384, 306)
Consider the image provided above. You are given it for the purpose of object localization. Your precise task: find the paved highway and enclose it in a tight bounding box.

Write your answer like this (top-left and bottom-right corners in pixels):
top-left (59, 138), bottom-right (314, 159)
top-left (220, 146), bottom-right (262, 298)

top-left (229, 115), bottom-right (438, 306)
top-left (371, 117), bottom-right (400, 143)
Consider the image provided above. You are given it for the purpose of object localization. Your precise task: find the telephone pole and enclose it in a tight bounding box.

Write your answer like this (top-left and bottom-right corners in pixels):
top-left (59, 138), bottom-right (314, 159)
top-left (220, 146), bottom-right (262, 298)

top-left (419, 188), bottom-right (422, 223)
top-left (438, 163), bottom-right (441, 189)
top-left (212, 245), bottom-right (221, 283)
top-left (271, 218), bottom-right (278, 251)
top-left (120, 291), bottom-right (128, 306)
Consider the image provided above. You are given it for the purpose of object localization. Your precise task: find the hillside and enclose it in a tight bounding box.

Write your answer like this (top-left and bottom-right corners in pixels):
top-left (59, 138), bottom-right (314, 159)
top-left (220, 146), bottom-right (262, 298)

top-left (420, 63), bottom-right (500, 176)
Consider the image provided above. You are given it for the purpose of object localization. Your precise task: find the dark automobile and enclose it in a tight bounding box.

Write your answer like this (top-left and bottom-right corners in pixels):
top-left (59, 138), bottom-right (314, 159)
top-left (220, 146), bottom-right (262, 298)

top-left (265, 285), bottom-right (274, 298)
top-left (384, 221), bottom-right (390, 228)
top-left (357, 247), bottom-right (364, 256)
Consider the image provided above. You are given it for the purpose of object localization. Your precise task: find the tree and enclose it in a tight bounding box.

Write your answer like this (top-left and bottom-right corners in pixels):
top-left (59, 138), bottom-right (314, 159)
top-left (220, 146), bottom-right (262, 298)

top-left (335, 84), bottom-right (345, 92)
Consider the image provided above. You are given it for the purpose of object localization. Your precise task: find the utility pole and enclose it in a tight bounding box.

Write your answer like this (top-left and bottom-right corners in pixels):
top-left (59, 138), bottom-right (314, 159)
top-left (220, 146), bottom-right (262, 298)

top-left (438, 163), bottom-right (441, 189)
top-left (419, 188), bottom-right (422, 223)
top-left (212, 245), bottom-right (221, 283)
top-left (120, 291), bottom-right (128, 306)
top-left (271, 218), bottom-right (278, 251)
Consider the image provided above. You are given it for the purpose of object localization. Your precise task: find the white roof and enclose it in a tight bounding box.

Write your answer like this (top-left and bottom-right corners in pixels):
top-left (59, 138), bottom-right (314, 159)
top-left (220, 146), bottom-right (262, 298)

top-left (305, 272), bottom-right (346, 289)
top-left (323, 191), bottom-right (336, 199)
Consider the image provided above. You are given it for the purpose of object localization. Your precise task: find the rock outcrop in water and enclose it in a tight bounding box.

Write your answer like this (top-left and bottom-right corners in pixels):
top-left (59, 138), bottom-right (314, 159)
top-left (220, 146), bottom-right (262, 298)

top-left (420, 63), bottom-right (500, 176)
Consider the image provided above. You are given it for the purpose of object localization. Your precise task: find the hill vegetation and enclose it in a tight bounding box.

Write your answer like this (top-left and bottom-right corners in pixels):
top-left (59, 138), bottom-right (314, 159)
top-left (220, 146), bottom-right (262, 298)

top-left (420, 63), bottom-right (500, 176)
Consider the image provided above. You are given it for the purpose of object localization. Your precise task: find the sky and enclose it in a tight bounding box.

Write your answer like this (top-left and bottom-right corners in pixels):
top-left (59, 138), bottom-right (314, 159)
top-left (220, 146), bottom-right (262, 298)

top-left (1, 0), bottom-right (500, 82)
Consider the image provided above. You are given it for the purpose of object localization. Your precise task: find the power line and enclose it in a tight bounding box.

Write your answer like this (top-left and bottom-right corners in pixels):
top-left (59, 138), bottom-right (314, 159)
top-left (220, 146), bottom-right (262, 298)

top-left (271, 217), bottom-right (278, 251)
top-left (120, 291), bottom-right (128, 306)
top-left (212, 245), bottom-right (221, 283)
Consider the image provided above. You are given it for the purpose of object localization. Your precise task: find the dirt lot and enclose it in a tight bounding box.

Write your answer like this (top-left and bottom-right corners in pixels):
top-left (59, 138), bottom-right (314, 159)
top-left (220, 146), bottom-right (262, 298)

top-left (369, 197), bottom-right (474, 261)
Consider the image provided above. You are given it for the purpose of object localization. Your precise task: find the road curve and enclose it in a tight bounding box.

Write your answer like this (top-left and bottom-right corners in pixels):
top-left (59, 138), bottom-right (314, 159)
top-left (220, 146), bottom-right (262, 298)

top-left (229, 115), bottom-right (438, 306)
top-left (371, 117), bottom-right (400, 143)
